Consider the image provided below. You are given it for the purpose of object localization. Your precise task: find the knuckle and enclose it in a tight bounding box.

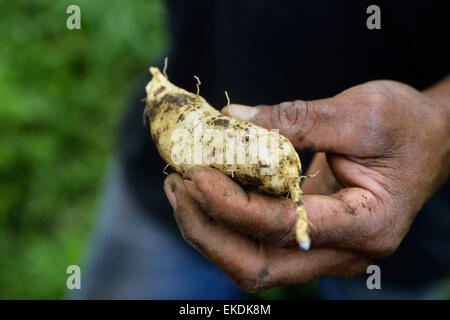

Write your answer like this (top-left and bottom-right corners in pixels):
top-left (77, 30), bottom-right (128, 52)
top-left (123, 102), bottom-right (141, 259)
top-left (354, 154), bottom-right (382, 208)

top-left (180, 228), bottom-right (195, 246)
top-left (271, 209), bottom-right (298, 246)
top-left (366, 96), bottom-right (393, 127)
top-left (361, 83), bottom-right (394, 117)
top-left (351, 260), bottom-right (371, 277)
top-left (378, 239), bottom-right (399, 257)
top-left (271, 100), bottom-right (315, 141)
top-left (365, 84), bottom-right (391, 109)
top-left (362, 87), bottom-right (402, 150)
top-left (179, 227), bottom-right (196, 247)
top-left (233, 276), bottom-right (261, 293)
top-left (232, 272), bottom-right (267, 293)
top-left (360, 203), bottom-right (403, 258)
top-left (340, 260), bottom-right (370, 278)
top-left (174, 207), bottom-right (197, 244)
top-left (277, 101), bottom-right (302, 126)
top-left (230, 262), bottom-right (271, 293)
top-left (326, 255), bottom-right (371, 279)
top-left (429, 105), bottom-right (449, 141)
top-left (179, 224), bottom-right (207, 252)
top-left (435, 113), bottom-right (448, 136)
top-left (363, 236), bottom-right (399, 258)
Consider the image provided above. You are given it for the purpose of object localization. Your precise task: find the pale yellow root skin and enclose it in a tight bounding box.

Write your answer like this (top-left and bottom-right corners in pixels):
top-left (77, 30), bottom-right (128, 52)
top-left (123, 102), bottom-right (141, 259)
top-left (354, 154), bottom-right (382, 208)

top-left (145, 67), bottom-right (311, 249)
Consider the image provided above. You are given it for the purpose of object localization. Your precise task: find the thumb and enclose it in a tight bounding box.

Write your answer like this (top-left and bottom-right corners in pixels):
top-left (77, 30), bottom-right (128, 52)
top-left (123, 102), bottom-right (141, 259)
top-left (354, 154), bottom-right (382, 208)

top-left (222, 97), bottom-right (374, 156)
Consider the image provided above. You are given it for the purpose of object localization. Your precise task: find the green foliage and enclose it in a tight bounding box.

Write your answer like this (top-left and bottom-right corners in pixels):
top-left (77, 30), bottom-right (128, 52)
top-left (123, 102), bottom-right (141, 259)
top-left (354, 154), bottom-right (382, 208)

top-left (0, 0), bottom-right (166, 299)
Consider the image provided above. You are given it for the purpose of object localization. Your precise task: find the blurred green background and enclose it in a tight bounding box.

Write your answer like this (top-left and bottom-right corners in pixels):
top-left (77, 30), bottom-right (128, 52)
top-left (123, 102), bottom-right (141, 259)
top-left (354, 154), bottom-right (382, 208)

top-left (0, 0), bottom-right (166, 299)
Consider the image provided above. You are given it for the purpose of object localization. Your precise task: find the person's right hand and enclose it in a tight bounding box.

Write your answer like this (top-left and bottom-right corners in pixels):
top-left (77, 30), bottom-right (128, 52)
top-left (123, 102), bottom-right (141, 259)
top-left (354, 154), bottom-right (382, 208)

top-left (164, 78), bottom-right (450, 292)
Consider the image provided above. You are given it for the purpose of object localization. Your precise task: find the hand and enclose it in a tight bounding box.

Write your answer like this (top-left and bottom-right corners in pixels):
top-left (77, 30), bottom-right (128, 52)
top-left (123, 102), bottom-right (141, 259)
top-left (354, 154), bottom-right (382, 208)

top-left (163, 78), bottom-right (450, 292)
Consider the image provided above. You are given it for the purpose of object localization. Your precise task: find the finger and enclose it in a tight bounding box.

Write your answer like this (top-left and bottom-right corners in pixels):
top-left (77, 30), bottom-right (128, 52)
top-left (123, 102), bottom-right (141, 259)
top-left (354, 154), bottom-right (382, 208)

top-left (222, 96), bottom-right (379, 157)
top-left (163, 173), bottom-right (267, 282)
top-left (184, 166), bottom-right (298, 246)
top-left (301, 152), bottom-right (341, 195)
top-left (184, 166), bottom-right (380, 252)
top-left (263, 246), bottom-right (370, 288)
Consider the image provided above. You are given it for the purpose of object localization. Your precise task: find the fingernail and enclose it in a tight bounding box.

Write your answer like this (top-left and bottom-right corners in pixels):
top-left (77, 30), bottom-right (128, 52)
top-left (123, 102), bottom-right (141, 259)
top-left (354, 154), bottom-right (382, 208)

top-left (227, 104), bottom-right (258, 121)
top-left (221, 106), bottom-right (230, 116)
top-left (165, 181), bottom-right (178, 209)
top-left (183, 180), bottom-right (203, 203)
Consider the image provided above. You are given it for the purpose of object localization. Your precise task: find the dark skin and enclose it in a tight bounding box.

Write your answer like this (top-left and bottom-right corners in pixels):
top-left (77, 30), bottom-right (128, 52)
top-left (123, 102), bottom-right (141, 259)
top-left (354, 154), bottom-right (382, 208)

top-left (164, 77), bottom-right (450, 292)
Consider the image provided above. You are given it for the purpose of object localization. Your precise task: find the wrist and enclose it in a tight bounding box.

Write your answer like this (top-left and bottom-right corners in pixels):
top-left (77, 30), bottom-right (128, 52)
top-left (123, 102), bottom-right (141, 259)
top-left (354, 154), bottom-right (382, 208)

top-left (422, 76), bottom-right (450, 180)
top-left (423, 75), bottom-right (450, 108)
top-left (422, 75), bottom-right (450, 137)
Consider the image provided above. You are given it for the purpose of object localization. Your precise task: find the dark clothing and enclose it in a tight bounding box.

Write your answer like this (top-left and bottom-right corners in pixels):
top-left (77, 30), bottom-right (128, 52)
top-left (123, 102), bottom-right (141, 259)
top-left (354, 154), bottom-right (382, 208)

top-left (119, 0), bottom-right (450, 288)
